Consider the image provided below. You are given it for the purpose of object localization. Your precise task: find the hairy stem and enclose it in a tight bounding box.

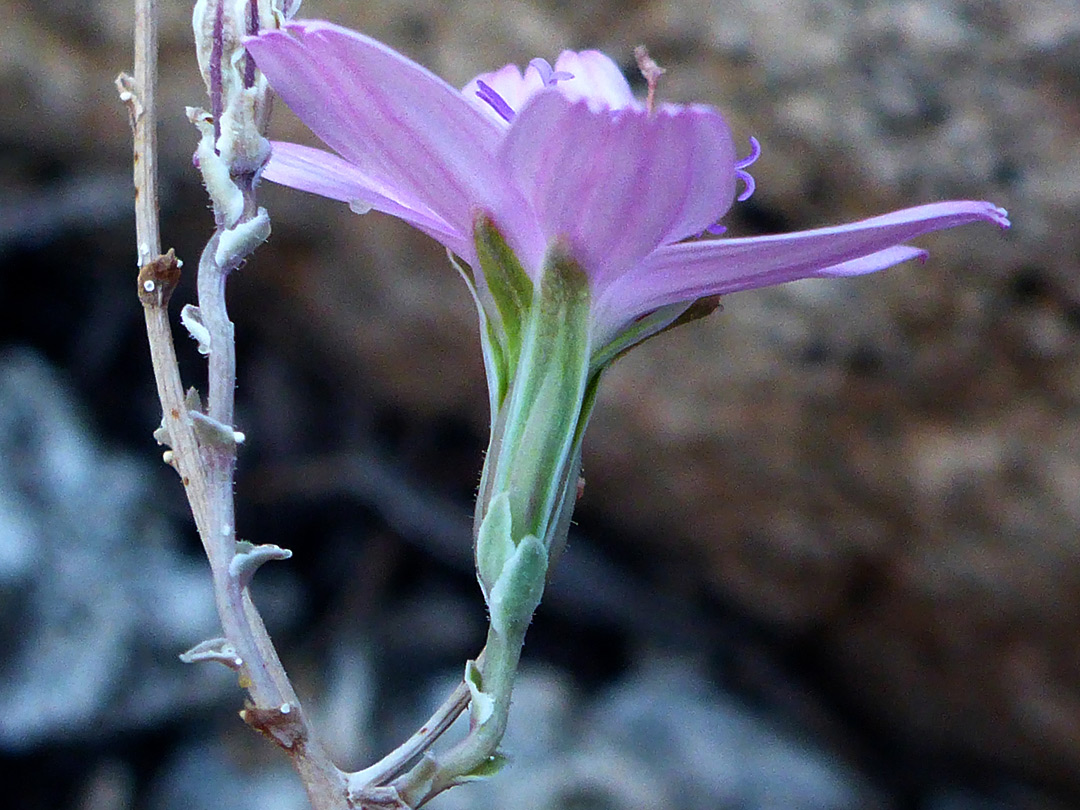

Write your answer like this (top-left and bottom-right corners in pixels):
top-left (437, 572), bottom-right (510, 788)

top-left (383, 632), bottom-right (521, 808)
top-left (130, 0), bottom-right (158, 267)
top-left (347, 648), bottom-right (483, 794)
top-left (122, 4), bottom-right (487, 807)
top-left (120, 1), bottom-right (347, 807)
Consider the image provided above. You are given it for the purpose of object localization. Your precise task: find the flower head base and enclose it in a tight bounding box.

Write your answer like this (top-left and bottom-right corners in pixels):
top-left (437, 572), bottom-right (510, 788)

top-left (245, 19), bottom-right (1010, 572)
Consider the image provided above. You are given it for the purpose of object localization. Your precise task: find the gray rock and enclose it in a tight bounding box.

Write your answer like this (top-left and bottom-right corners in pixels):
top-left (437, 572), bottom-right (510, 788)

top-left (0, 350), bottom-right (225, 751)
top-left (148, 739), bottom-right (306, 810)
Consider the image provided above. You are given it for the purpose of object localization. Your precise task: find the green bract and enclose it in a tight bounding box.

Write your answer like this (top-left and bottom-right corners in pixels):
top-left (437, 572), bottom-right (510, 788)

top-left (465, 217), bottom-right (594, 559)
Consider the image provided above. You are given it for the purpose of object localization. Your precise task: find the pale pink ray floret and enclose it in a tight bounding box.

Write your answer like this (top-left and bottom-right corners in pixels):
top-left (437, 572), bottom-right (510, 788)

top-left (244, 19), bottom-right (1009, 348)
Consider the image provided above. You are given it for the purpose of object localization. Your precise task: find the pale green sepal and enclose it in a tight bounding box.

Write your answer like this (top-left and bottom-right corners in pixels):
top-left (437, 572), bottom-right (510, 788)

top-left (448, 248), bottom-right (477, 289)
top-left (543, 367), bottom-right (602, 567)
top-left (542, 448), bottom-right (581, 573)
top-left (474, 214), bottom-right (534, 407)
top-left (488, 249), bottom-right (592, 542)
top-left (573, 368), bottom-right (604, 449)
top-left (448, 250), bottom-right (504, 423)
top-left (543, 364), bottom-right (605, 569)
top-left (483, 320), bottom-right (508, 418)
top-left (451, 753), bottom-right (508, 784)
top-left (590, 295), bottom-right (723, 373)
top-left (589, 301), bottom-right (687, 372)
top-left (465, 659), bottom-right (495, 727)
top-left (475, 491), bottom-right (515, 601)
top-left (488, 534), bottom-right (547, 639)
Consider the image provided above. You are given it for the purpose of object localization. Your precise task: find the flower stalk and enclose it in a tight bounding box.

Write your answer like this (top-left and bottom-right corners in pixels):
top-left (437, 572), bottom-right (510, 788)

top-left (369, 223), bottom-right (601, 806)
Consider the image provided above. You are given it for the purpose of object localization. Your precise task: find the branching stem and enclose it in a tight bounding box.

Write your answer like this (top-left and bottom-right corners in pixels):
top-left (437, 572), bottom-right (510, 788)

top-left (119, 3), bottom-right (484, 807)
top-left (118, 1), bottom-right (346, 807)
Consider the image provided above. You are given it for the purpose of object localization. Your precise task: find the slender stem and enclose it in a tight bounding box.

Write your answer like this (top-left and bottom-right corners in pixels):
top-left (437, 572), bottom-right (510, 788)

top-left (131, 0), bottom-right (158, 267)
top-left (120, 2), bottom-right (348, 807)
top-left (122, 4), bottom-right (490, 807)
top-left (119, 0), bottom-right (213, 544)
top-left (194, 236), bottom-right (298, 713)
top-left (347, 648), bottom-right (483, 791)
top-left (392, 631), bottom-right (523, 807)
top-left (199, 242), bottom-right (235, 428)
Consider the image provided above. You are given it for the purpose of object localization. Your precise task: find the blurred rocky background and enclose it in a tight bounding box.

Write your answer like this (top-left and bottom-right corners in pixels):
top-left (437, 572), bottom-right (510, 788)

top-left (1, 0), bottom-right (1077, 808)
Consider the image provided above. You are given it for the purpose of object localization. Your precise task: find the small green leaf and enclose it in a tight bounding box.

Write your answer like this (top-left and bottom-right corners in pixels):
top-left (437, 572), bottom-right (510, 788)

top-left (153, 420), bottom-right (172, 448)
top-left (214, 207), bottom-right (271, 269)
top-left (449, 249), bottom-right (508, 420)
top-left (190, 410), bottom-right (239, 449)
top-left (453, 753), bottom-right (509, 783)
top-left (590, 296), bottom-right (723, 372)
top-left (484, 317), bottom-right (509, 408)
top-left (178, 637), bottom-right (242, 669)
top-left (228, 541), bottom-right (292, 588)
top-left (184, 386), bottom-right (203, 413)
top-left (542, 448), bottom-right (581, 571)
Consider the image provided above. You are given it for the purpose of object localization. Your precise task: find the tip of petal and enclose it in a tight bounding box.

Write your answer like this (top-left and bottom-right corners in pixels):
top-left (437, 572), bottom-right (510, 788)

top-left (988, 204), bottom-right (1011, 229)
top-left (963, 201), bottom-right (1011, 230)
top-left (814, 245), bottom-right (930, 278)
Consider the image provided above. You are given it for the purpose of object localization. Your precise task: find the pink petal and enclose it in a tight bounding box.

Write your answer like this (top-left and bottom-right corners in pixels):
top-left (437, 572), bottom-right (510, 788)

top-left (246, 20), bottom-right (509, 241)
top-left (463, 63), bottom-right (545, 125)
top-left (593, 201), bottom-right (1010, 341)
top-left (552, 50), bottom-right (640, 111)
top-left (262, 141), bottom-right (472, 258)
top-left (464, 50), bottom-right (640, 125)
top-left (812, 245), bottom-right (928, 278)
top-left (501, 93), bottom-right (736, 287)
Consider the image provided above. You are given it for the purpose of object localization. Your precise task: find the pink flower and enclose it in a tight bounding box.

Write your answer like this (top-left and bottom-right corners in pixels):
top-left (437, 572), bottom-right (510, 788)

top-left (244, 27), bottom-right (1013, 768)
top-left (245, 20), bottom-right (1008, 351)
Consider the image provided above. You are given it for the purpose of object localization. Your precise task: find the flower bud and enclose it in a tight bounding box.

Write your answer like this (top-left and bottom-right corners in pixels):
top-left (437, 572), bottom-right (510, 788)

top-left (191, 0), bottom-right (298, 188)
